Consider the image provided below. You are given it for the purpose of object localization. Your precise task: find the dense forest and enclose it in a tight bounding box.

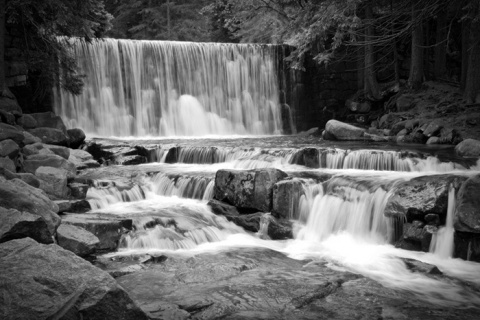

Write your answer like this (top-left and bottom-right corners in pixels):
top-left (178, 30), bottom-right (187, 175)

top-left (0, 0), bottom-right (479, 107)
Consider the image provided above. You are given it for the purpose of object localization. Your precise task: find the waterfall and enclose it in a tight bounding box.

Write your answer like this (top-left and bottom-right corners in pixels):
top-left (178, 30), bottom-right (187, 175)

top-left (54, 38), bottom-right (285, 137)
top-left (429, 185), bottom-right (456, 258)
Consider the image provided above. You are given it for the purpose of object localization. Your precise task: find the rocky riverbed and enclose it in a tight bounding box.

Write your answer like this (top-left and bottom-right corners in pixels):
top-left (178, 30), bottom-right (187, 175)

top-left (2, 104), bottom-right (480, 319)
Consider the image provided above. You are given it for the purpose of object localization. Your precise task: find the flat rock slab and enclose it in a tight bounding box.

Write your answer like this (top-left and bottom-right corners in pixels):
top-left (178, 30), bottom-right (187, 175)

top-left (61, 213), bottom-right (133, 251)
top-left (0, 238), bottom-right (149, 320)
top-left (113, 248), bottom-right (478, 320)
top-left (57, 223), bottom-right (100, 256)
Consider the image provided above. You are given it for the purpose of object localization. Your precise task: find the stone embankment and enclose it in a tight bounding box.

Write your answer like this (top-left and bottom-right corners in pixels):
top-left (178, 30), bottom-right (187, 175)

top-left (0, 105), bottom-right (150, 319)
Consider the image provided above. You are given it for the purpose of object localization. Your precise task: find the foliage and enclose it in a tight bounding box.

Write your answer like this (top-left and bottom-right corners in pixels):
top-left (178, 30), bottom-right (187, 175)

top-left (105, 0), bottom-right (211, 42)
top-left (5, 0), bottom-right (113, 97)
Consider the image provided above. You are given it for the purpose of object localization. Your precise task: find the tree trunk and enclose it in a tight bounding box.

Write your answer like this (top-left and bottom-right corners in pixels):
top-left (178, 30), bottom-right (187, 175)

top-left (364, 3), bottom-right (381, 99)
top-left (0, 0), bottom-right (7, 95)
top-left (461, 19), bottom-right (470, 90)
top-left (464, 1), bottom-right (480, 103)
top-left (408, 1), bottom-right (424, 89)
top-left (434, 7), bottom-right (447, 79)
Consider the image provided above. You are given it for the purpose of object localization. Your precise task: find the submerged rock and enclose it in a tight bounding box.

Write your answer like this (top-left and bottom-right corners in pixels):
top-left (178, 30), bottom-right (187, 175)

top-left (214, 168), bottom-right (288, 212)
top-left (0, 238), bottom-right (149, 319)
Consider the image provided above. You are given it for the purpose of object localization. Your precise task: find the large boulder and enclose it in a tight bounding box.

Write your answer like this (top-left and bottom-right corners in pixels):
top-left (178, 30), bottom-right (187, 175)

top-left (0, 109), bottom-right (15, 125)
top-left (214, 168), bottom-right (288, 212)
top-left (272, 179), bottom-right (304, 220)
top-left (396, 94), bottom-right (416, 112)
top-left (384, 175), bottom-right (467, 221)
top-left (0, 139), bottom-right (19, 158)
top-left (0, 177), bottom-right (60, 234)
top-left (16, 114), bottom-right (37, 129)
top-left (35, 166), bottom-right (69, 198)
top-left (454, 175), bottom-right (480, 233)
top-left (28, 111), bottom-right (67, 132)
top-left (0, 207), bottom-right (53, 244)
top-left (57, 224), bottom-right (100, 256)
top-left (0, 238), bottom-right (149, 319)
top-left (28, 127), bottom-right (69, 146)
top-left (0, 123), bottom-right (24, 144)
top-left (324, 120), bottom-right (366, 141)
top-left (24, 153), bottom-right (76, 178)
top-left (67, 128), bottom-right (86, 149)
top-left (62, 214), bottom-right (133, 251)
top-left (0, 167), bottom-right (40, 188)
top-left (455, 139), bottom-right (480, 157)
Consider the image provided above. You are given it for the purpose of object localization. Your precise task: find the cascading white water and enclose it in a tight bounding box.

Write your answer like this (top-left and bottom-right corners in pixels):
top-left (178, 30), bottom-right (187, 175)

top-left (429, 185), bottom-right (456, 258)
top-left (54, 38), bottom-right (284, 137)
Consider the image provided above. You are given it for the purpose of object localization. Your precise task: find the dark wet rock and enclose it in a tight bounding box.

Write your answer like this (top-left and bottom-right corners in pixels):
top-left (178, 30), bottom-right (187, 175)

top-left (29, 111), bottom-right (67, 133)
top-left (67, 128), bottom-right (86, 149)
top-left (404, 220), bottom-right (425, 242)
top-left (402, 258), bottom-right (442, 275)
top-left (0, 122), bottom-right (24, 144)
top-left (425, 213), bottom-right (440, 226)
top-left (0, 109), bottom-right (16, 125)
top-left (62, 213), bottom-right (133, 251)
top-left (0, 177), bottom-right (60, 234)
top-left (439, 127), bottom-right (463, 145)
top-left (214, 168), bottom-right (288, 212)
top-left (0, 238), bottom-right (149, 319)
top-left (69, 182), bottom-right (89, 199)
top-left (35, 166), bottom-right (69, 198)
top-left (454, 231), bottom-right (480, 262)
top-left (0, 156), bottom-right (15, 172)
top-left (384, 175), bottom-right (467, 221)
top-left (422, 225), bottom-right (437, 251)
top-left (290, 148), bottom-right (319, 168)
top-left (16, 114), bottom-right (37, 129)
top-left (208, 199), bottom-right (240, 216)
top-left (164, 146), bottom-right (180, 163)
top-left (324, 120), bottom-right (365, 141)
top-left (28, 127), bottom-right (69, 146)
top-left (0, 207), bottom-right (53, 244)
top-left (24, 153), bottom-right (76, 178)
top-left (44, 144), bottom-right (70, 159)
top-left (454, 174), bottom-right (480, 233)
top-left (115, 154), bottom-right (148, 165)
top-left (403, 131), bottom-right (428, 144)
top-left (455, 139), bottom-right (480, 157)
top-left (396, 221), bottom-right (436, 252)
top-left (272, 179), bottom-right (304, 220)
top-left (55, 199), bottom-right (91, 214)
top-left (208, 200), bottom-right (261, 232)
top-left (0, 139), bottom-right (19, 158)
top-left (57, 223), bottom-right (100, 256)
top-left (266, 215), bottom-right (293, 240)
top-left (405, 119), bottom-right (420, 131)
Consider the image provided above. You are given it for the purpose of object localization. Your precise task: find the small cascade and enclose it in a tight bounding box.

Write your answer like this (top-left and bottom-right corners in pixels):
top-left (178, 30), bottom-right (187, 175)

top-left (149, 173), bottom-right (214, 200)
top-left (116, 201), bottom-right (245, 251)
top-left (54, 38), bottom-right (285, 137)
top-left (429, 185), bottom-right (456, 258)
top-left (297, 178), bottom-right (392, 243)
top-left (87, 185), bottom-right (147, 210)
